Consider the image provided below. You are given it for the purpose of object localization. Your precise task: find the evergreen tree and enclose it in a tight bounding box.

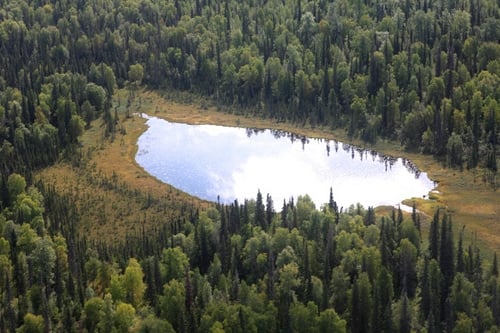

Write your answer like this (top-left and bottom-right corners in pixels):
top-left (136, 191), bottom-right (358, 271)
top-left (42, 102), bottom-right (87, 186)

top-left (456, 227), bottom-right (465, 273)
top-left (427, 259), bottom-right (442, 331)
top-left (492, 279), bottom-right (500, 326)
top-left (429, 209), bottom-right (440, 260)
top-left (267, 247), bottom-right (276, 301)
top-left (439, 214), bottom-right (454, 296)
top-left (380, 217), bottom-right (395, 270)
top-left (411, 202), bottom-right (417, 227)
top-left (184, 267), bottom-right (195, 333)
top-left (266, 194), bottom-right (274, 232)
top-left (281, 199), bottom-right (289, 230)
top-left (373, 267), bottom-right (393, 333)
top-left (351, 273), bottom-right (372, 333)
top-left (399, 291), bottom-right (411, 333)
top-left (421, 256), bottom-right (431, 320)
top-left (255, 190), bottom-right (266, 230)
top-left (469, 92), bottom-right (481, 169)
top-left (219, 207), bottom-right (230, 274)
top-left (328, 187), bottom-right (338, 214)
top-left (364, 207), bottom-right (375, 226)
top-left (493, 253), bottom-right (499, 277)
top-left (302, 241), bottom-right (313, 302)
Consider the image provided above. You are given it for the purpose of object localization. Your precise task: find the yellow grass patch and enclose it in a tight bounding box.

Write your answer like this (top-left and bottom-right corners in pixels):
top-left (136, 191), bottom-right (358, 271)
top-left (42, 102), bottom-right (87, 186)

top-left (38, 88), bottom-right (499, 254)
top-left (37, 90), bottom-right (211, 243)
top-left (137, 89), bottom-right (499, 254)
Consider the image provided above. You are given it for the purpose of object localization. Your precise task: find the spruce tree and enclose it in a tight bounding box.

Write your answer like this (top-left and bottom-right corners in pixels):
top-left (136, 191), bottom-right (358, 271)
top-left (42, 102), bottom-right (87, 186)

top-left (350, 278), bottom-right (361, 333)
top-left (399, 291), bottom-right (411, 333)
top-left (469, 93), bottom-right (481, 169)
top-left (328, 187), bottom-right (338, 213)
top-left (266, 194), bottom-right (274, 232)
top-left (373, 267), bottom-right (393, 333)
top-left (439, 214), bottom-right (454, 325)
top-left (493, 253), bottom-right (499, 277)
top-left (267, 247), bottom-right (275, 301)
top-left (255, 190), bottom-right (266, 230)
top-left (351, 273), bottom-right (372, 333)
top-left (303, 241), bottom-right (312, 302)
top-left (492, 279), bottom-right (500, 326)
top-left (428, 259), bottom-right (442, 332)
top-left (439, 214), bottom-right (454, 290)
top-left (364, 206), bottom-right (375, 226)
top-left (429, 209), bottom-right (440, 260)
top-left (281, 199), bottom-right (289, 229)
top-left (184, 266), bottom-right (195, 333)
top-left (411, 202), bottom-right (417, 225)
top-left (421, 256), bottom-right (430, 320)
top-left (456, 227), bottom-right (465, 274)
top-left (219, 208), bottom-right (230, 274)
top-left (380, 217), bottom-right (395, 270)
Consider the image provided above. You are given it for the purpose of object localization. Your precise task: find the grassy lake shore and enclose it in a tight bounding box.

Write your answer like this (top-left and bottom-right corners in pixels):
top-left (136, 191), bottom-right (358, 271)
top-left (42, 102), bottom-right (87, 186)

top-left (39, 89), bottom-right (500, 253)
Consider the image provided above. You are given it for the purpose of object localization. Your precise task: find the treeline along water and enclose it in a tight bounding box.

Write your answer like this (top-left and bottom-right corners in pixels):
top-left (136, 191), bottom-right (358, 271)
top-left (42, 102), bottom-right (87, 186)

top-left (136, 115), bottom-right (435, 208)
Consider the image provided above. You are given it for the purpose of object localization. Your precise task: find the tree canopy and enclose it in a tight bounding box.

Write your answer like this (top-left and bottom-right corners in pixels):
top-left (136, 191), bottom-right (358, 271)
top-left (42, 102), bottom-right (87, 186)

top-left (0, 0), bottom-right (499, 330)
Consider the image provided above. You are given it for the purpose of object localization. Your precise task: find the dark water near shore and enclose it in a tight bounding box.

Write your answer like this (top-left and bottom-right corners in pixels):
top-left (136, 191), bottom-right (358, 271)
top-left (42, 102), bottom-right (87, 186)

top-left (136, 116), bottom-right (435, 209)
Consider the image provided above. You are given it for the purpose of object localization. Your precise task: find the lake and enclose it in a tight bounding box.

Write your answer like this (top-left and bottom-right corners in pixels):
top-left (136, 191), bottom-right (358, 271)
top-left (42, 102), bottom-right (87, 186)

top-left (135, 115), bottom-right (435, 209)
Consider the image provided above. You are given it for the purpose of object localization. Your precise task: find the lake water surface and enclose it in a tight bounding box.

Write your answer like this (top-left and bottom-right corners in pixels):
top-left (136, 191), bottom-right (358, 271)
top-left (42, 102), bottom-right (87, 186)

top-left (136, 116), bottom-right (435, 209)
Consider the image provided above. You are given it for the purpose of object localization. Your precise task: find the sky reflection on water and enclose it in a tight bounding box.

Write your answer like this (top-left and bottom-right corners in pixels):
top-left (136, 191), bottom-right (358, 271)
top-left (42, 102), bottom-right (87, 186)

top-left (136, 116), bottom-right (435, 209)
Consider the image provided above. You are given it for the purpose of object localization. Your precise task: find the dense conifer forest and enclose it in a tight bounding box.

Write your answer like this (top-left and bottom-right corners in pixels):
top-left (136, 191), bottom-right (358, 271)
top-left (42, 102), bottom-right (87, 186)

top-left (0, 0), bottom-right (499, 330)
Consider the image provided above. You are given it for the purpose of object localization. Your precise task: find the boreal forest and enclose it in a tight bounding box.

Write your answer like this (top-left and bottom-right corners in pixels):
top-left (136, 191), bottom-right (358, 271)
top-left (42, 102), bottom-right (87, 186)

top-left (0, 0), bottom-right (499, 330)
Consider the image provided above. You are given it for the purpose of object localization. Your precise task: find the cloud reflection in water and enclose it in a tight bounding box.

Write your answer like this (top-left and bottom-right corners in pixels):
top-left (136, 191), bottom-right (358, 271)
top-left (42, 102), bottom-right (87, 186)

top-left (136, 116), bottom-right (435, 209)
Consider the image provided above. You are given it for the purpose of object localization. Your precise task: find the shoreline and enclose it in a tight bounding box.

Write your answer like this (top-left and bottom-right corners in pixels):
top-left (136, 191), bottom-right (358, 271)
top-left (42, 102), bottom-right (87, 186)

top-left (38, 88), bottom-right (499, 253)
top-left (135, 112), bottom-right (436, 211)
top-left (130, 89), bottom-right (499, 253)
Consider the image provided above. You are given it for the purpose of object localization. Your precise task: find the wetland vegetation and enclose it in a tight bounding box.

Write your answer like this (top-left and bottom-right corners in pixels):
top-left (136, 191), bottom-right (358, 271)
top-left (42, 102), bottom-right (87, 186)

top-left (0, 0), bottom-right (499, 330)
